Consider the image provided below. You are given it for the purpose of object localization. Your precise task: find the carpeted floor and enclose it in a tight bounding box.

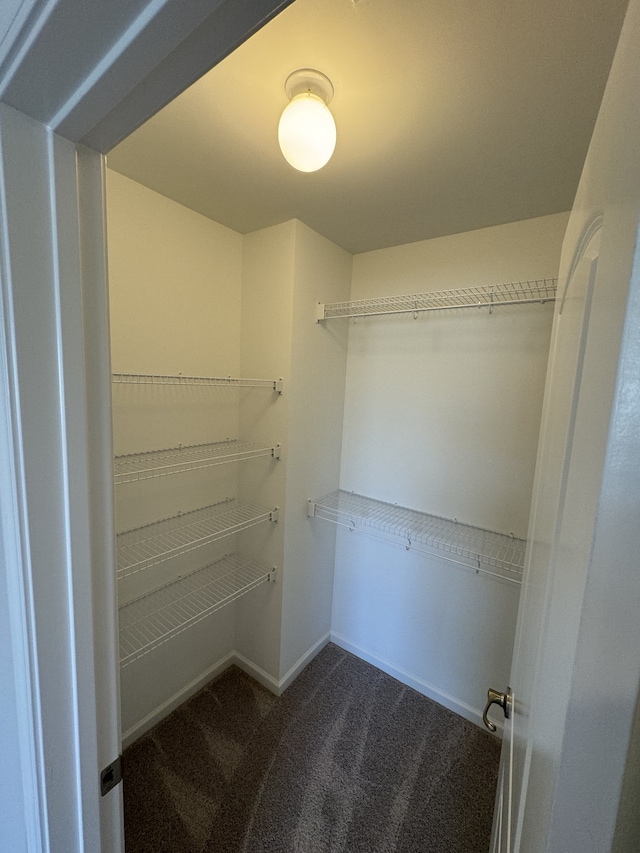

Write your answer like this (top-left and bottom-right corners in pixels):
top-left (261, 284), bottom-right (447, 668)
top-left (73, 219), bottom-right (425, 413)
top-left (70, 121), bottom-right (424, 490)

top-left (123, 644), bottom-right (500, 852)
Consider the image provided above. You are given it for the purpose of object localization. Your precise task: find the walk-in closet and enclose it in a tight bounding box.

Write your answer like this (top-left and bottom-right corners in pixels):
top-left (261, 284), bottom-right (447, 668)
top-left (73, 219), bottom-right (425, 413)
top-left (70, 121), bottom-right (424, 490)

top-left (4, 0), bottom-right (640, 848)
top-left (108, 173), bottom-right (566, 743)
top-left (101, 0), bottom-right (628, 847)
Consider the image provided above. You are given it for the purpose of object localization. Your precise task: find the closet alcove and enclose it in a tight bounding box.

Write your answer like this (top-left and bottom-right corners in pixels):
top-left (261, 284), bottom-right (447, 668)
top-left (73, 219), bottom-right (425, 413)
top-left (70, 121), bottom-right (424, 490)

top-left (107, 162), bottom-right (566, 743)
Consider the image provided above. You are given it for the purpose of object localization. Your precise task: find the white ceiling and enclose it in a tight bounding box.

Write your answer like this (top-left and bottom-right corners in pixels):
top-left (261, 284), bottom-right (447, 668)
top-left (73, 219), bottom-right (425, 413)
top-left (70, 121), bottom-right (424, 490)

top-left (107, 0), bottom-right (628, 255)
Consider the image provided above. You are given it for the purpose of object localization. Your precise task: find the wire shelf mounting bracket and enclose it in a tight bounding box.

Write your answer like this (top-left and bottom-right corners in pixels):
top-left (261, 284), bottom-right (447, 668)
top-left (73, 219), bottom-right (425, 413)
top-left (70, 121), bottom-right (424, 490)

top-left (270, 507), bottom-right (280, 523)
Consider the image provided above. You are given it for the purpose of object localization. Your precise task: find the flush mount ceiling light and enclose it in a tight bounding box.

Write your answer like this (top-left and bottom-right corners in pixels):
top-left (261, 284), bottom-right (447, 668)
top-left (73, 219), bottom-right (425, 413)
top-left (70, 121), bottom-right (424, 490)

top-left (278, 69), bottom-right (336, 173)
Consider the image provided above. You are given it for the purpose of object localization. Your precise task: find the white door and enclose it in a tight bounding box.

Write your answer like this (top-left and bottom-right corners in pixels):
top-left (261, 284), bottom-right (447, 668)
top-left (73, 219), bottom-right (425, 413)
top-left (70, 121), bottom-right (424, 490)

top-left (491, 1), bottom-right (640, 850)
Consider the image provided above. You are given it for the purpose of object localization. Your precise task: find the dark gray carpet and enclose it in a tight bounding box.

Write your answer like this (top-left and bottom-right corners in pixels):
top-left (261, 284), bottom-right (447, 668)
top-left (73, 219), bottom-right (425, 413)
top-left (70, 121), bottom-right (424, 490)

top-left (123, 644), bottom-right (500, 852)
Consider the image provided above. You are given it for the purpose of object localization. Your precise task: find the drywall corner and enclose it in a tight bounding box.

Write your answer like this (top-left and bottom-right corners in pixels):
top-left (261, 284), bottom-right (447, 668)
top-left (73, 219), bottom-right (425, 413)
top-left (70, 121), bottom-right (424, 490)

top-left (278, 220), bottom-right (352, 678)
top-left (235, 220), bottom-right (298, 680)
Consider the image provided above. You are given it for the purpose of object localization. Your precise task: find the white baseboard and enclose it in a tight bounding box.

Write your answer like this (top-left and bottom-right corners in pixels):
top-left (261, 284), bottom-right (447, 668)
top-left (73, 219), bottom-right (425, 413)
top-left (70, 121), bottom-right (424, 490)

top-left (122, 632), bottom-right (495, 749)
top-left (121, 634), bottom-right (332, 746)
top-left (121, 651), bottom-right (235, 748)
top-left (232, 652), bottom-right (281, 695)
top-left (330, 632), bottom-right (502, 736)
top-left (234, 632), bottom-right (331, 697)
top-left (278, 632), bottom-right (331, 694)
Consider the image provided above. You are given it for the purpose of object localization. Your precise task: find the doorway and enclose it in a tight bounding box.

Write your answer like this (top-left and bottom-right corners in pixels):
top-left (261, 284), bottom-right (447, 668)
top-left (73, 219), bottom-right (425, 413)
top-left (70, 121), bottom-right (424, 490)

top-left (0, 1), bottom-right (632, 849)
top-left (101, 0), bottom-right (624, 844)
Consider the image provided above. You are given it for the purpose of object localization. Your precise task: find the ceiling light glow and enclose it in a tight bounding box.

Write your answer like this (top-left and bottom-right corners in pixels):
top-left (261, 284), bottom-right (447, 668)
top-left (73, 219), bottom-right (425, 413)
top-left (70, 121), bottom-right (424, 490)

top-left (278, 69), bottom-right (336, 173)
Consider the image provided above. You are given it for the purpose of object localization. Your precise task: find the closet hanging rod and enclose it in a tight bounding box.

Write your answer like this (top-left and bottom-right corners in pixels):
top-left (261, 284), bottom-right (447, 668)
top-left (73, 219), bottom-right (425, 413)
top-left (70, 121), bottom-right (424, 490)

top-left (316, 278), bottom-right (557, 321)
top-left (112, 372), bottom-right (284, 393)
top-left (308, 490), bottom-right (525, 583)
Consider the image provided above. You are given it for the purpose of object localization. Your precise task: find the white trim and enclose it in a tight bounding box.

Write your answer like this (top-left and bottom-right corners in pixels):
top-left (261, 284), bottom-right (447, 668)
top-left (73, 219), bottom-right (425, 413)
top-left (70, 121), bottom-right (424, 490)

top-left (233, 651), bottom-right (282, 696)
top-left (0, 104), bottom-right (126, 853)
top-left (0, 0), bottom-right (55, 92)
top-left (330, 631), bottom-right (503, 736)
top-left (76, 145), bottom-right (124, 851)
top-left (0, 102), bottom-right (52, 852)
top-left (121, 652), bottom-right (236, 748)
top-left (0, 147), bottom-right (46, 851)
top-left (278, 632), bottom-right (331, 694)
top-left (48, 0), bottom-right (174, 131)
top-left (75, 0), bottom-right (293, 150)
top-left (47, 122), bottom-right (88, 849)
top-left (122, 634), bottom-right (334, 747)
top-left (122, 630), bottom-right (497, 755)
top-left (235, 632), bottom-right (332, 696)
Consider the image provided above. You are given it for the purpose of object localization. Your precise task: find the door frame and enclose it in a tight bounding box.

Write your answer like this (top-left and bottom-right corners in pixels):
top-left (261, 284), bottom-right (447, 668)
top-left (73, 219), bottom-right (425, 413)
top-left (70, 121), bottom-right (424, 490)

top-left (1, 0), bottom-right (638, 850)
top-left (0, 1), bottom-right (291, 850)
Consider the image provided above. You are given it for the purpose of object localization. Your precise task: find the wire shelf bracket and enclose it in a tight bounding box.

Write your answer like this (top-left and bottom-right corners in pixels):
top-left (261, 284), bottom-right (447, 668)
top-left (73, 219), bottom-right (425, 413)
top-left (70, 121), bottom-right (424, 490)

top-left (112, 372), bottom-right (284, 394)
top-left (114, 440), bottom-right (281, 484)
top-left (316, 278), bottom-right (557, 322)
top-left (308, 490), bottom-right (525, 583)
top-left (119, 553), bottom-right (276, 667)
top-left (117, 498), bottom-right (278, 579)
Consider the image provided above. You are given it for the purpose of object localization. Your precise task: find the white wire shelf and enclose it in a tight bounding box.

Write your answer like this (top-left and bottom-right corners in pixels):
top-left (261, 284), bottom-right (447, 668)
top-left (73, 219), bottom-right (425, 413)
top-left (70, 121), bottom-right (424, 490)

top-left (317, 278), bottom-right (557, 321)
top-left (114, 439), bottom-right (280, 484)
top-left (112, 372), bottom-right (284, 393)
top-left (119, 553), bottom-right (276, 667)
top-left (308, 490), bottom-right (525, 583)
top-left (117, 498), bottom-right (278, 579)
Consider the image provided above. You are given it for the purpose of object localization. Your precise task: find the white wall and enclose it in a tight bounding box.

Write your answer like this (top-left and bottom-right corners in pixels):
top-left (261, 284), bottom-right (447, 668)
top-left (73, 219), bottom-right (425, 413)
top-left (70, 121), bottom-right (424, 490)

top-left (236, 221), bottom-right (294, 681)
top-left (106, 184), bottom-right (351, 734)
top-left (332, 213), bottom-right (568, 727)
top-left (106, 170), bottom-right (565, 736)
top-left (106, 170), bottom-right (244, 737)
top-left (279, 220), bottom-right (351, 678)
top-left (236, 219), bottom-right (351, 684)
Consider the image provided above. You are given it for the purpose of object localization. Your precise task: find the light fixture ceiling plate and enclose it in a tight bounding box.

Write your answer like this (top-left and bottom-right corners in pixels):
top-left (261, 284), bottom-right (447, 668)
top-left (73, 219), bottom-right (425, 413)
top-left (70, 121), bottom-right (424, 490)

top-left (284, 68), bottom-right (334, 105)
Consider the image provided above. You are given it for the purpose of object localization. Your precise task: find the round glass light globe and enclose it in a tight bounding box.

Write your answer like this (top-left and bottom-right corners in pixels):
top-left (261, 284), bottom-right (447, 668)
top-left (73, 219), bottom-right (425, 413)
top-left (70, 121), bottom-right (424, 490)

top-left (278, 93), bottom-right (336, 172)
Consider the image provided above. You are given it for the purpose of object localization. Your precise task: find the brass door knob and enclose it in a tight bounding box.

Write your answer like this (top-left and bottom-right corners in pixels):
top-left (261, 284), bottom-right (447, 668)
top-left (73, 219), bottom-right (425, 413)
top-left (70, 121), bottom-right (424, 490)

top-left (483, 686), bottom-right (513, 732)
